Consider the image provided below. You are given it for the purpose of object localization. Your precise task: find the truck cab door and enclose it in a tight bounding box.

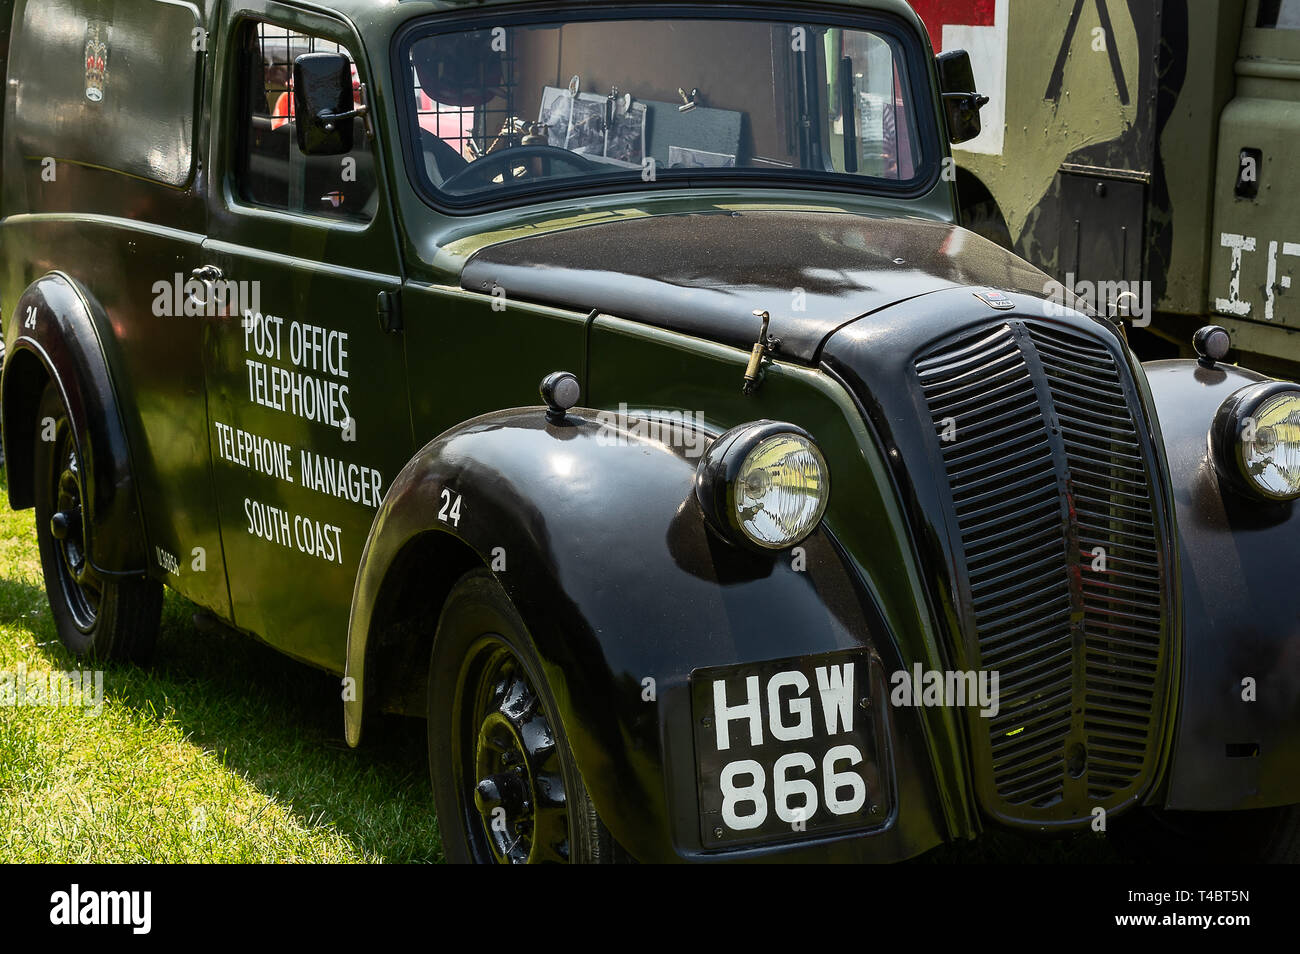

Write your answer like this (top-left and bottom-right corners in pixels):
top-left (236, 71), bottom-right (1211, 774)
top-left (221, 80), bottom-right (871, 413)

top-left (200, 5), bottom-right (411, 670)
top-left (1210, 3), bottom-right (1300, 346)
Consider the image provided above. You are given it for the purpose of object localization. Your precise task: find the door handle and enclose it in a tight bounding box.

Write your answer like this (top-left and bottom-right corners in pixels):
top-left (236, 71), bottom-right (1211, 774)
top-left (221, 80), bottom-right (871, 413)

top-left (188, 265), bottom-right (224, 311)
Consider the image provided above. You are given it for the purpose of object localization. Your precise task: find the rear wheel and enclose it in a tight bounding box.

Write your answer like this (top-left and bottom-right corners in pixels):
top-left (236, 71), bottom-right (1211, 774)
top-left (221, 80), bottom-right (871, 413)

top-left (1114, 805), bottom-right (1300, 863)
top-left (0, 337), bottom-right (6, 468)
top-left (32, 380), bottom-right (161, 662)
top-left (427, 569), bottom-right (614, 864)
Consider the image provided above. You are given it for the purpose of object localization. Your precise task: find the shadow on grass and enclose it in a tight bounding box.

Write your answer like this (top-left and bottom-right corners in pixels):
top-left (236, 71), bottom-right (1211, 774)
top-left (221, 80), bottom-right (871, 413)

top-left (0, 574), bottom-right (55, 643)
top-left (122, 594), bottom-right (442, 862)
top-left (8, 571), bottom-right (441, 861)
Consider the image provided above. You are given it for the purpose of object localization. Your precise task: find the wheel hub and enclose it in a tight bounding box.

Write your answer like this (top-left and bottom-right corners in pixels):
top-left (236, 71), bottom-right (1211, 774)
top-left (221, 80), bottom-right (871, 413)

top-left (467, 652), bottom-right (571, 864)
top-left (50, 439), bottom-right (100, 631)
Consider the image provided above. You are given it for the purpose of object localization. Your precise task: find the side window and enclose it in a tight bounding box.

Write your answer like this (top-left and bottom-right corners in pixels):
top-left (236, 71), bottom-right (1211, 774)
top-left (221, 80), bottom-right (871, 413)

top-left (234, 21), bottom-right (377, 222)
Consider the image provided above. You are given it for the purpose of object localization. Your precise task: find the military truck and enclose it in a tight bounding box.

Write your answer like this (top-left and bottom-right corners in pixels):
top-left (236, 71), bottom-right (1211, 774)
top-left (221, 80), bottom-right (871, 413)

top-left (2, 0), bottom-right (1300, 864)
top-left (919, 0), bottom-right (1300, 378)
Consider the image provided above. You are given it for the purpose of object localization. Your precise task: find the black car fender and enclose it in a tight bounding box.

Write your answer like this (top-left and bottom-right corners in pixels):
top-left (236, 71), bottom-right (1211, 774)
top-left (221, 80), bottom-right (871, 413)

top-left (1, 272), bottom-right (149, 577)
top-left (345, 407), bottom-right (947, 862)
top-left (1144, 359), bottom-right (1300, 811)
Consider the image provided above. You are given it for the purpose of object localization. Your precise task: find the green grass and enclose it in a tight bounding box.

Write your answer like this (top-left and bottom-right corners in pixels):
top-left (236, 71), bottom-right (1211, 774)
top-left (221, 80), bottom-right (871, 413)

top-left (0, 467), bottom-right (442, 863)
top-left (0, 462), bottom-right (1122, 863)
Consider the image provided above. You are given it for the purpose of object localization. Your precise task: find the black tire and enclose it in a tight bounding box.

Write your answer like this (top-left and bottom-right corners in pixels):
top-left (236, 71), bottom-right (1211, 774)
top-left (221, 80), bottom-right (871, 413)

top-left (32, 380), bottom-right (161, 662)
top-left (427, 568), bottom-right (615, 864)
top-left (1113, 805), bottom-right (1300, 863)
top-left (0, 337), bottom-right (6, 469)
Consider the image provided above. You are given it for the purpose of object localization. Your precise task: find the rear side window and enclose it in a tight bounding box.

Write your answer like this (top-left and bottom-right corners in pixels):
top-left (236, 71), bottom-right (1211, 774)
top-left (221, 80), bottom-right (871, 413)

top-left (233, 20), bottom-right (377, 222)
top-left (9, 0), bottom-right (201, 187)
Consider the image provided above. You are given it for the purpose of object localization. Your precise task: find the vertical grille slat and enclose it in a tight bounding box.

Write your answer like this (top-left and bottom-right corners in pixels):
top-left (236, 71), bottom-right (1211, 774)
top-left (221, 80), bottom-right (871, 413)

top-left (915, 319), bottom-right (1170, 821)
top-left (1031, 322), bottom-right (1168, 803)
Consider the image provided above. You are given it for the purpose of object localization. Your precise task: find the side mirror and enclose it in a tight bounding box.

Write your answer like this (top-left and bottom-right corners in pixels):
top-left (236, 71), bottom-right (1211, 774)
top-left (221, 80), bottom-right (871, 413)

top-left (936, 49), bottom-right (989, 145)
top-left (292, 52), bottom-right (364, 155)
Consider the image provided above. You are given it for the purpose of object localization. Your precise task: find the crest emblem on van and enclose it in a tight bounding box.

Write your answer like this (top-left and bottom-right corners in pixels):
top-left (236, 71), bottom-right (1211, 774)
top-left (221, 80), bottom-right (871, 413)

top-left (84, 23), bottom-right (108, 103)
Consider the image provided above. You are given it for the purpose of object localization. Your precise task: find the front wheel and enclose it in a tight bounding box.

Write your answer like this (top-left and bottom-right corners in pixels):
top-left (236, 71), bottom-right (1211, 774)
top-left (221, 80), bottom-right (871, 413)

top-left (1113, 805), bottom-right (1300, 863)
top-left (32, 380), bottom-right (161, 662)
top-left (427, 569), bottom-right (615, 864)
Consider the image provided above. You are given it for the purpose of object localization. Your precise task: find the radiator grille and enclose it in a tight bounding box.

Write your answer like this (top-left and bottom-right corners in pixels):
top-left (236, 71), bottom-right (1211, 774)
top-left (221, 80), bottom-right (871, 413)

top-left (915, 319), bottom-right (1168, 819)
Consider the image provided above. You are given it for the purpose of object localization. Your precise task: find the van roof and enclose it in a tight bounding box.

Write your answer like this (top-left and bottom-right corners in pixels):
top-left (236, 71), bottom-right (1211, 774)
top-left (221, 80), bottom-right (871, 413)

top-left (320, 0), bottom-right (930, 46)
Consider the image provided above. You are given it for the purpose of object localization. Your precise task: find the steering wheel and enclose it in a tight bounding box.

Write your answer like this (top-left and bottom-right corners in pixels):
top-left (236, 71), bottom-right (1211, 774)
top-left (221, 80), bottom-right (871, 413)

top-left (440, 144), bottom-right (602, 192)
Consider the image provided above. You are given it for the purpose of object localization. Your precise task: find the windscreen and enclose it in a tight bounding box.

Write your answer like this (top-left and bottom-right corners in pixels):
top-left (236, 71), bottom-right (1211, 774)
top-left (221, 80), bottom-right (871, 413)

top-left (399, 13), bottom-right (932, 204)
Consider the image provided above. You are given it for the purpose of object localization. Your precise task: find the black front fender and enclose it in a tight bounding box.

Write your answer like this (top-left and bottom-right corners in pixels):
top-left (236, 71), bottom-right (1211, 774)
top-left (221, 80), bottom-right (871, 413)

top-left (346, 407), bottom-right (947, 862)
top-left (1146, 359), bottom-right (1300, 810)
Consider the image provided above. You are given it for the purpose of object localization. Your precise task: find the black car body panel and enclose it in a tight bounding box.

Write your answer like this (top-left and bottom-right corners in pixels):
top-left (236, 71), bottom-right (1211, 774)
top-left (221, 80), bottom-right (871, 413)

top-left (461, 209), bottom-right (1052, 361)
top-left (1144, 360), bottom-right (1300, 811)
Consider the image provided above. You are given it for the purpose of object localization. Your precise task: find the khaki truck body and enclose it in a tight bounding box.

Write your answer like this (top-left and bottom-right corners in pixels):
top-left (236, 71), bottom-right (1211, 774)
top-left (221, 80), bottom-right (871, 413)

top-left (919, 0), bottom-right (1300, 377)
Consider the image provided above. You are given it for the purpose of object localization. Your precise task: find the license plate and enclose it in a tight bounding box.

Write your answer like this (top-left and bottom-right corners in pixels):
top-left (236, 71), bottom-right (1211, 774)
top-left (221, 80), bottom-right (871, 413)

top-left (691, 649), bottom-right (886, 847)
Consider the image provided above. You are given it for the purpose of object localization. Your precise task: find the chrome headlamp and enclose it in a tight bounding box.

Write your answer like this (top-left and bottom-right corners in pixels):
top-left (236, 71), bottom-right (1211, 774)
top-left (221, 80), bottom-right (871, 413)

top-left (1211, 382), bottom-right (1300, 501)
top-left (695, 422), bottom-right (830, 551)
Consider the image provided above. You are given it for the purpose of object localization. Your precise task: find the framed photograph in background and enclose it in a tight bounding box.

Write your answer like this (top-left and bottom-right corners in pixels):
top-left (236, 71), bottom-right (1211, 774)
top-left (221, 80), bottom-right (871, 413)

top-left (605, 100), bottom-right (646, 164)
top-left (566, 94), bottom-right (607, 155)
top-left (538, 86), bottom-right (573, 148)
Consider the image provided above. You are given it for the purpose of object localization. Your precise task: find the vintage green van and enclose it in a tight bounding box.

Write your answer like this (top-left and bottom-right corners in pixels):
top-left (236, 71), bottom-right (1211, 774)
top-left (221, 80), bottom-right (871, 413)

top-left (2, 0), bottom-right (1299, 863)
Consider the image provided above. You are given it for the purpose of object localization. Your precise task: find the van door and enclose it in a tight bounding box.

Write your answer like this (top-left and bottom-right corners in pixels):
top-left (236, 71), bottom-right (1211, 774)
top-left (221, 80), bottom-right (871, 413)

top-left (1210, 2), bottom-right (1300, 346)
top-left (201, 5), bottom-right (410, 670)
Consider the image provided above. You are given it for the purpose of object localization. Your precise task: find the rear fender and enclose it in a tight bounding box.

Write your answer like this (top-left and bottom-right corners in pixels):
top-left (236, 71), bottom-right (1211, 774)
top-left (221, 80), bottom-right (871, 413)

top-left (1, 272), bottom-right (148, 576)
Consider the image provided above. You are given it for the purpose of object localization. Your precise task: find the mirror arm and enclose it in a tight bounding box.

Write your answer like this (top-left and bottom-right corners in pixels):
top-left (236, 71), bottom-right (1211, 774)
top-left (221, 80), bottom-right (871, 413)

top-left (319, 84), bottom-right (374, 139)
top-left (318, 105), bottom-right (367, 131)
top-left (942, 91), bottom-right (990, 110)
